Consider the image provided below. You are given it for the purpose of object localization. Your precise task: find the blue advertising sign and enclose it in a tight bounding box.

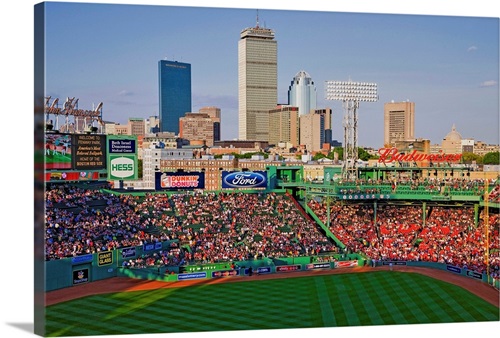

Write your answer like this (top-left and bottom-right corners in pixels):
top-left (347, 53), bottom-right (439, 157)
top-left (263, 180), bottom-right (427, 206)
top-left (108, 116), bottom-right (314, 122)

top-left (155, 172), bottom-right (205, 190)
top-left (177, 272), bottom-right (207, 281)
top-left (257, 267), bottom-right (272, 274)
top-left (71, 254), bottom-right (93, 265)
top-left (121, 247), bottom-right (136, 259)
top-left (142, 242), bottom-right (163, 252)
top-left (446, 265), bottom-right (462, 274)
top-left (221, 171), bottom-right (267, 189)
top-left (108, 138), bottom-right (136, 153)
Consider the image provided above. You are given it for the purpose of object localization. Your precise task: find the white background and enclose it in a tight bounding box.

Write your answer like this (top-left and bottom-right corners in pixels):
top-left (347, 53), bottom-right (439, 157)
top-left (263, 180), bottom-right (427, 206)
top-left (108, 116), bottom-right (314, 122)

top-left (0, 1), bottom-right (498, 338)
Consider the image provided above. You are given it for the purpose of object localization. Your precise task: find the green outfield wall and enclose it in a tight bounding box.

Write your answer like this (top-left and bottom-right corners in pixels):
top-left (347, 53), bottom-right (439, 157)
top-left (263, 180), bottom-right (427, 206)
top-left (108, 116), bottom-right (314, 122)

top-left (371, 260), bottom-right (498, 287)
top-left (45, 240), bottom-right (174, 291)
top-left (47, 245), bottom-right (498, 292)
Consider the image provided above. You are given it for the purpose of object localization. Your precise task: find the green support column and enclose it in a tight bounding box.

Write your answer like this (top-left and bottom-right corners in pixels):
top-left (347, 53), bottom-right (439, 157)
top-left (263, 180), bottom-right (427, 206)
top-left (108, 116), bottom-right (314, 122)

top-left (422, 202), bottom-right (426, 227)
top-left (326, 197), bottom-right (331, 228)
top-left (474, 204), bottom-right (479, 229)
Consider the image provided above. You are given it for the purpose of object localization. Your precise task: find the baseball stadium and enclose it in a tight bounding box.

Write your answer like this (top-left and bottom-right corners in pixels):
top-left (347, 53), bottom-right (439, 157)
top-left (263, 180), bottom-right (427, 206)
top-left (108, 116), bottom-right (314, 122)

top-left (38, 137), bottom-right (500, 336)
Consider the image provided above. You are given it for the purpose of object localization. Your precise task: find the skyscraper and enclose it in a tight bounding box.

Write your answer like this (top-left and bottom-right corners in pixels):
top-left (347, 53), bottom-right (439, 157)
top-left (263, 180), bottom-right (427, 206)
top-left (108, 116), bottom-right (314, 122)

top-left (238, 19), bottom-right (277, 141)
top-left (384, 100), bottom-right (415, 147)
top-left (158, 60), bottom-right (191, 134)
top-left (179, 107), bottom-right (221, 147)
top-left (300, 108), bottom-right (332, 152)
top-left (288, 71), bottom-right (317, 115)
top-left (268, 105), bottom-right (299, 147)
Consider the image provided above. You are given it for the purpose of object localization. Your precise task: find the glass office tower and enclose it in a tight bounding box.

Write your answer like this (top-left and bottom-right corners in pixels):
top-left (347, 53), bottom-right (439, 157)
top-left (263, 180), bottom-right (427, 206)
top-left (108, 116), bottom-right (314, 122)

top-left (158, 60), bottom-right (191, 134)
top-left (288, 70), bottom-right (317, 115)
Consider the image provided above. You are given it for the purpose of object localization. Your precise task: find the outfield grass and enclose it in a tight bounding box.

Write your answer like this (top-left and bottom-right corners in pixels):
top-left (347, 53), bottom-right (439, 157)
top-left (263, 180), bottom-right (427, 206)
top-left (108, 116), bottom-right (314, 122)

top-left (44, 271), bottom-right (499, 336)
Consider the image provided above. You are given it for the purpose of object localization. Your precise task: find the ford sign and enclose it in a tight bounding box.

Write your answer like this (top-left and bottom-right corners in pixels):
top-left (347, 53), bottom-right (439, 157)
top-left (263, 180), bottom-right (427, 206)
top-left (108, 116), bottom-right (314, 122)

top-left (222, 171), bottom-right (267, 189)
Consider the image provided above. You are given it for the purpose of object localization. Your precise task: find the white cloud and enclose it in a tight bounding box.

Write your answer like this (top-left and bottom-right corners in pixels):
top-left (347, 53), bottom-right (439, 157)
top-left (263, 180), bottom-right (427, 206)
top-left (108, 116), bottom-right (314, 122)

top-left (479, 80), bottom-right (498, 87)
top-left (118, 90), bottom-right (134, 96)
top-left (467, 46), bottom-right (478, 52)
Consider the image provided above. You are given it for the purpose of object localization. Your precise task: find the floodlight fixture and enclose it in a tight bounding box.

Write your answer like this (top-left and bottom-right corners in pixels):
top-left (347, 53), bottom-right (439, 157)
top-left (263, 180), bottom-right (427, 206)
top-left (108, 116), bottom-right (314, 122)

top-left (325, 81), bottom-right (378, 102)
top-left (325, 80), bottom-right (378, 180)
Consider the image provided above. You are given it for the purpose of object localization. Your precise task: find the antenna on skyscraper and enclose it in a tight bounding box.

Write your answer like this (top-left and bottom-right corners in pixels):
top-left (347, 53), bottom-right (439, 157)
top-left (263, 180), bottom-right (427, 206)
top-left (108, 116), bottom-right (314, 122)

top-left (256, 9), bottom-right (259, 28)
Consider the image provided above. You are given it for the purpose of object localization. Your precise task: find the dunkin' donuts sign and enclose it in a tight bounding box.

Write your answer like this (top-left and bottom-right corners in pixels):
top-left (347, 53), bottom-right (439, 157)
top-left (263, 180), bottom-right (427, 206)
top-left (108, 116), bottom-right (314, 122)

top-left (378, 148), bottom-right (462, 164)
top-left (155, 172), bottom-right (205, 190)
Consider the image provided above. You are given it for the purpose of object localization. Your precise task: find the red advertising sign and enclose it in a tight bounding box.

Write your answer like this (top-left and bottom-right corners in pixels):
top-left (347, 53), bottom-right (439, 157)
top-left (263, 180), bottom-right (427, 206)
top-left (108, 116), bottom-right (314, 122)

top-left (334, 260), bottom-right (358, 268)
top-left (276, 264), bottom-right (302, 272)
top-left (46, 171), bottom-right (100, 182)
top-left (212, 270), bottom-right (239, 278)
top-left (378, 148), bottom-right (462, 164)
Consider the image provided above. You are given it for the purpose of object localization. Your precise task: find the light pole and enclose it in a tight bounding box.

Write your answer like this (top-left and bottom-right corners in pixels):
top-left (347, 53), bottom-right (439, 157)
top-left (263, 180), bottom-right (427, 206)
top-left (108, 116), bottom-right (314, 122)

top-left (326, 80), bottom-right (378, 180)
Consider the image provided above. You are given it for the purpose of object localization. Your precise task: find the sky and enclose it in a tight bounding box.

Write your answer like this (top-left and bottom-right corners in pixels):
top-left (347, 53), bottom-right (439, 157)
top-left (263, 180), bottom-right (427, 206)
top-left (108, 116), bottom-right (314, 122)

top-left (42, 0), bottom-right (499, 149)
top-left (0, 2), bottom-right (499, 338)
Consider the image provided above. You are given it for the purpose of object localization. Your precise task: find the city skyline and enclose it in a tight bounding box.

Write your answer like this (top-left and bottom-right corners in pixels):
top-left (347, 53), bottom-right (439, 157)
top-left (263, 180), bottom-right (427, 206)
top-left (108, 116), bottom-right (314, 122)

top-left (43, 2), bottom-right (499, 149)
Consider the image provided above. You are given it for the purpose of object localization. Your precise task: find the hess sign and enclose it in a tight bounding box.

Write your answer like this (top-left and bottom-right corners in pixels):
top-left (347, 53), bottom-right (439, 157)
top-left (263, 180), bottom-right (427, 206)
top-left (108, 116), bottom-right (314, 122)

top-left (110, 156), bottom-right (135, 178)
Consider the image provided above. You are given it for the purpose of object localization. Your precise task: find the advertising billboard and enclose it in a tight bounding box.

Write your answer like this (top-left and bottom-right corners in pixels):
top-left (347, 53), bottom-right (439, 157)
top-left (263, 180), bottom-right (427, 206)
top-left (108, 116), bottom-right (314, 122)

top-left (221, 171), bottom-right (267, 189)
top-left (72, 268), bottom-right (89, 285)
top-left (73, 134), bottom-right (106, 170)
top-left (155, 172), bottom-right (205, 190)
top-left (107, 135), bottom-right (138, 180)
top-left (45, 133), bottom-right (72, 170)
top-left (46, 171), bottom-right (100, 182)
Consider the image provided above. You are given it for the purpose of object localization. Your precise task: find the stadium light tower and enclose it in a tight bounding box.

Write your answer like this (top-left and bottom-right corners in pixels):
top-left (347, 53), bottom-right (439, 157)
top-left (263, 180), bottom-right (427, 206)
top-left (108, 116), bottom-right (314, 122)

top-left (325, 80), bottom-right (378, 179)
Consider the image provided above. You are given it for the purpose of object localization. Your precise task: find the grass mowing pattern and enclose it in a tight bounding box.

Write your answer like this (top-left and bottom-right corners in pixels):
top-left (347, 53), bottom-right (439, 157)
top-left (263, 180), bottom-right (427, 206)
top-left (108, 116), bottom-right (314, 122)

top-left (45, 271), bottom-right (499, 336)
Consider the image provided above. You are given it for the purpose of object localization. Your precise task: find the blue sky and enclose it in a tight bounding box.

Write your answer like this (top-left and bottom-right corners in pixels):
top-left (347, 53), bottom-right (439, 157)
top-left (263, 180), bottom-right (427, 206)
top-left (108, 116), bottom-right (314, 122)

top-left (43, 1), bottom-right (499, 148)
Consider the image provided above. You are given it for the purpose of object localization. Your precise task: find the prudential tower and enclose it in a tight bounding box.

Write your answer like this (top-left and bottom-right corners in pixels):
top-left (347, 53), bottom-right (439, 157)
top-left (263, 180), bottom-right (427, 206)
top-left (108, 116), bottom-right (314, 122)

top-left (238, 15), bottom-right (277, 141)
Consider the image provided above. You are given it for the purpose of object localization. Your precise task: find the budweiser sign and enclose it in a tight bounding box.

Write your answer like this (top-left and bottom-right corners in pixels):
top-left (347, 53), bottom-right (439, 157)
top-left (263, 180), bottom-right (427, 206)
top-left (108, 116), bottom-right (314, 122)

top-left (378, 148), bottom-right (462, 164)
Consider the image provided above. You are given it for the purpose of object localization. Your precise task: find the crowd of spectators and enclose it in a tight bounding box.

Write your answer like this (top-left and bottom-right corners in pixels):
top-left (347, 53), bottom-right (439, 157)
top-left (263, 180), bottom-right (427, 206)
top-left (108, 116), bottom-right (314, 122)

top-left (121, 249), bottom-right (182, 271)
top-left (45, 182), bottom-right (498, 282)
top-left (488, 183), bottom-right (500, 203)
top-left (166, 192), bottom-right (337, 263)
top-left (45, 186), bottom-right (337, 263)
top-left (308, 199), bottom-right (499, 277)
top-left (45, 185), bottom-right (169, 260)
